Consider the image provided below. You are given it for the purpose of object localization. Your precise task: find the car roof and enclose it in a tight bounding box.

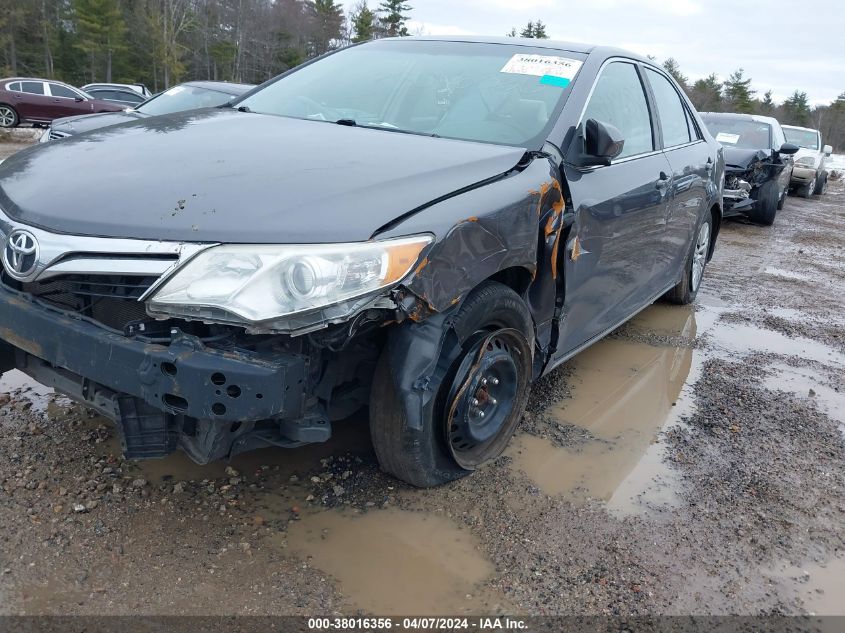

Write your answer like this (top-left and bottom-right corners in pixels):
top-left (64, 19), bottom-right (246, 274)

top-left (374, 36), bottom-right (650, 63)
top-left (2, 77), bottom-right (71, 84)
top-left (699, 112), bottom-right (782, 127)
top-left (782, 124), bottom-right (819, 133)
top-left (179, 80), bottom-right (256, 95)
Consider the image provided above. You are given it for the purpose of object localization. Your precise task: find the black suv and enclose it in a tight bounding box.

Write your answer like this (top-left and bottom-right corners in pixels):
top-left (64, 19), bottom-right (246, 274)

top-left (0, 37), bottom-right (724, 487)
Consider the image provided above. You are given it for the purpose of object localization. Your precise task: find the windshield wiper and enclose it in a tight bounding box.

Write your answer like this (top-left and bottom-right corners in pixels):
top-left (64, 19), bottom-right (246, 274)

top-left (333, 118), bottom-right (439, 138)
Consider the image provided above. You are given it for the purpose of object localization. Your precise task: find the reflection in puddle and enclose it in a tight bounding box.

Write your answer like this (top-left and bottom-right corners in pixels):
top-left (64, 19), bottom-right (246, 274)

top-left (286, 509), bottom-right (500, 615)
top-left (704, 318), bottom-right (845, 367)
top-left (768, 555), bottom-right (845, 615)
top-left (509, 306), bottom-right (694, 511)
top-left (763, 363), bottom-right (845, 429)
top-left (763, 267), bottom-right (811, 281)
top-left (0, 369), bottom-right (69, 414)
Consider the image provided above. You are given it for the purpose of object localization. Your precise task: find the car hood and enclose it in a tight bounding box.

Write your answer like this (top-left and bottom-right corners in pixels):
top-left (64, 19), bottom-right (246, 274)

top-left (50, 110), bottom-right (146, 135)
top-left (722, 147), bottom-right (772, 169)
top-left (0, 109), bottom-right (527, 243)
top-left (792, 147), bottom-right (820, 163)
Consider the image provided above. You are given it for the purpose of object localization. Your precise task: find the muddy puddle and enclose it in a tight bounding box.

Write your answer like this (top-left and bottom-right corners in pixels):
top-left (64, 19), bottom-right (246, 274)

top-left (508, 301), bottom-right (845, 511)
top-left (509, 304), bottom-right (696, 512)
top-left (285, 508), bottom-right (504, 615)
top-left (767, 554), bottom-right (845, 615)
top-left (0, 369), bottom-right (70, 415)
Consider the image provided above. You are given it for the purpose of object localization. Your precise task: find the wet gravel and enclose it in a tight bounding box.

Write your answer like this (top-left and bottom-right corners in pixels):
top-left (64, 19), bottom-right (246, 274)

top-left (0, 154), bottom-right (843, 615)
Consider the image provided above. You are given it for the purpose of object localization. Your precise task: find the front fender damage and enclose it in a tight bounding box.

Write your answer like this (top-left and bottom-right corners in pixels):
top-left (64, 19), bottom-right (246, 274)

top-left (382, 158), bottom-right (569, 428)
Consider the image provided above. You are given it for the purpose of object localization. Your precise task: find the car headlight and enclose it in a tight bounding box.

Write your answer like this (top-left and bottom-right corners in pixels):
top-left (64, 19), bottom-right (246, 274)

top-left (795, 156), bottom-right (817, 167)
top-left (148, 235), bottom-right (432, 326)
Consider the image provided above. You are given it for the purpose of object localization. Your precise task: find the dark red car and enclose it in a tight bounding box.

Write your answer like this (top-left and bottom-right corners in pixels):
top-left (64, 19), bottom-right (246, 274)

top-left (0, 78), bottom-right (124, 128)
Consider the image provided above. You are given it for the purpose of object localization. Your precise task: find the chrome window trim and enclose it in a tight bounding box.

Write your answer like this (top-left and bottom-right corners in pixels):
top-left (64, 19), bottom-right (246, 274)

top-left (0, 208), bottom-right (217, 300)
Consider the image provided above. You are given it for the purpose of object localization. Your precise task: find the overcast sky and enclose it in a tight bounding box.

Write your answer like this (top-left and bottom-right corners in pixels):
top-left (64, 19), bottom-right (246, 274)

top-left (347, 0), bottom-right (844, 106)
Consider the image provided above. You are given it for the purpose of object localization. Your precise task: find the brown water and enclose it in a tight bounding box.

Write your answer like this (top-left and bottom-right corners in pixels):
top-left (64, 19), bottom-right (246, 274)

top-left (286, 508), bottom-right (503, 615)
top-left (768, 554), bottom-right (845, 615)
top-left (509, 304), bottom-right (696, 511)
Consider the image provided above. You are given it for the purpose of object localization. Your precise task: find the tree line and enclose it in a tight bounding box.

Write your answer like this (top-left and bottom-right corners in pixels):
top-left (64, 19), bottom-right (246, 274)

top-left (2, 2), bottom-right (842, 150)
top-left (661, 59), bottom-right (845, 151)
top-left (0, 0), bottom-right (411, 91)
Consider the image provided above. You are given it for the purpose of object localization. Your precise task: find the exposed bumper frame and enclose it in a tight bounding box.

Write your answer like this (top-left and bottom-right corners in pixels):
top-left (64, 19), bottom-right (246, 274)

top-left (0, 284), bottom-right (307, 424)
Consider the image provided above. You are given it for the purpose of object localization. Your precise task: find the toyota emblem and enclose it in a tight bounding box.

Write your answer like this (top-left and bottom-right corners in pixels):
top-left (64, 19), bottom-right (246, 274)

top-left (3, 229), bottom-right (39, 279)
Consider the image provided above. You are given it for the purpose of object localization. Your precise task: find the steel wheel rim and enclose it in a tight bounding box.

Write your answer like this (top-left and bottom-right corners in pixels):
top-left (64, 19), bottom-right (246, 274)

top-left (691, 222), bottom-right (710, 292)
top-left (444, 328), bottom-right (532, 469)
top-left (0, 106), bottom-right (15, 127)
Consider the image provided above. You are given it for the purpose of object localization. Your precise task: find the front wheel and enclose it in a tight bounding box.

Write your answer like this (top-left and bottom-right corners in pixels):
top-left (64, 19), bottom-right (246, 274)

top-left (665, 212), bottom-right (712, 305)
top-left (0, 104), bottom-right (19, 128)
top-left (814, 174), bottom-right (828, 196)
top-left (748, 180), bottom-right (779, 225)
top-left (369, 281), bottom-right (534, 487)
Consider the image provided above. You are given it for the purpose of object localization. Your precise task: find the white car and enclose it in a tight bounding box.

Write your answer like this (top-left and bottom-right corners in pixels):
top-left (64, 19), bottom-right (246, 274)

top-left (783, 124), bottom-right (832, 197)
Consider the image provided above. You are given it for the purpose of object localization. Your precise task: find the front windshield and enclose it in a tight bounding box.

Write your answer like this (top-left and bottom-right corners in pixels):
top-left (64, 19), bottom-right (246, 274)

top-left (704, 118), bottom-right (772, 150)
top-left (783, 127), bottom-right (819, 150)
top-left (236, 40), bottom-right (585, 147)
top-left (138, 85), bottom-right (238, 116)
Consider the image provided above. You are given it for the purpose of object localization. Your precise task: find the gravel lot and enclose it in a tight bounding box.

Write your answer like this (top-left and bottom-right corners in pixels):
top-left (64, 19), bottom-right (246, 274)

top-left (0, 138), bottom-right (843, 616)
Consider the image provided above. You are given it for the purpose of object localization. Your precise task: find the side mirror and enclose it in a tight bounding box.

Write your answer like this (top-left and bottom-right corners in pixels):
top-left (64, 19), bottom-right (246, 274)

top-left (74, 96), bottom-right (84, 102)
top-left (823, 144), bottom-right (832, 156)
top-left (778, 142), bottom-right (799, 155)
top-left (570, 118), bottom-right (625, 167)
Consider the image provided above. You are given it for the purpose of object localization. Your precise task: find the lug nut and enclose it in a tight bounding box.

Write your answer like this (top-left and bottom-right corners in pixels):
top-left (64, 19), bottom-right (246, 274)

top-left (490, 397), bottom-right (497, 406)
top-left (477, 410), bottom-right (485, 418)
top-left (490, 377), bottom-right (500, 386)
top-left (471, 398), bottom-right (479, 406)
top-left (481, 377), bottom-right (487, 386)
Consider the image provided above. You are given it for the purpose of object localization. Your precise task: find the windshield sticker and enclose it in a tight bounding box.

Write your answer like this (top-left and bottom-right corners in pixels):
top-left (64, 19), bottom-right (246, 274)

top-left (715, 132), bottom-right (740, 144)
top-left (540, 75), bottom-right (571, 88)
top-left (501, 54), bottom-right (582, 81)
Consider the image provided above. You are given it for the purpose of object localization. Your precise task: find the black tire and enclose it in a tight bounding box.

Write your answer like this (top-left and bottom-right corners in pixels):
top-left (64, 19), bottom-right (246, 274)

top-left (799, 177), bottom-right (815, 199)
top-left (814, 174), bottom-right (828, 196)
top-left (777, 186), bottom-right (786, 210)
top-left (665, 211), bottom-right (713, 305)
top-left (748, 180), bottom-right (779, 225)
top-left (370, 281), bottom-right (533, 487)
top-left (0, 104), bottom-right (19, 128)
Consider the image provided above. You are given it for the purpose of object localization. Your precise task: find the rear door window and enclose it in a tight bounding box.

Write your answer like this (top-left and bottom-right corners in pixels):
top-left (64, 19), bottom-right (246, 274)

top-left (20, 81), bottom-right (45, 95)
top-left (644, 68), bottom-right (691, 147)
top-left (49, 83), bottom-right (81, 99)
top-left (583, 62), bottom-right (653, 159)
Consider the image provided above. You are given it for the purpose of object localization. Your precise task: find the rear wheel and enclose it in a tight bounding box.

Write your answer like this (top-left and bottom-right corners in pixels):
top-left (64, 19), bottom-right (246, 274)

top-left (748, 180), bottom-right (779, 225)
top-left (665, 212), bottom-right (712, 305)
top-left (0, 104), bottom-right (18, 128)
top-left (370, 281), bottom-right (533, 487)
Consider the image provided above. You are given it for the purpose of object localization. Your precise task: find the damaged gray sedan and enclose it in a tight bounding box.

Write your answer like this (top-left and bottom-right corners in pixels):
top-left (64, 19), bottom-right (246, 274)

top-left (0, 37), bottom-right (723, 486)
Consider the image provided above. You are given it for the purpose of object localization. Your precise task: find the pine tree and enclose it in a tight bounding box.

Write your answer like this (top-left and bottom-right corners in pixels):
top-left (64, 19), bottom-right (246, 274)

top-left (73, 0), bottom-right (127, 82)
top-left (690, 74), bottom-right (723, 112)
top-left (783, 91), bottom-right (811, 126)
top-left (506, 27), bottom-right (517, 37)
top-left (519, 21), bottom-right (535, 38)
top-left (311, 0), bottom-right (343, 55)
top-left (378, 0), bottom-right (411, 37)
top-left (662, 58), bottom-right (687, 90)
top-left (351, 1), bottom-right (377, 42)
top-left (722, 68), bottom-right (755, 113)
top-left (533, 20), bottom-right (548, 38)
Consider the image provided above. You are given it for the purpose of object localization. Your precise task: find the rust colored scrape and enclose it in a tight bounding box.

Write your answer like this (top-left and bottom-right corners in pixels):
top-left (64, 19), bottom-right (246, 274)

top-left (0, 328), bottom-right (43, 358)
top-left (529, 181), bottom-right (554, 218)
top-left (407, 294), bottom-right (438, 322)
top-left (539, 180), bottom-right (566, 279)
top-left (464, 216), bottom-right (479, 223)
